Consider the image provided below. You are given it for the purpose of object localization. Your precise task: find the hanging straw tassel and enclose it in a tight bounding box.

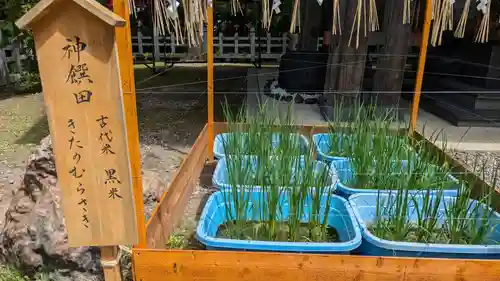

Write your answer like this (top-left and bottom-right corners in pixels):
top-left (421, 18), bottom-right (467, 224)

top-left (289, 0), bottom-right (300, 33)
top-left (230, 0), bottom-right (243, 16)
top-left (348, 0), bottom-right (363, 48)
top-left (403, 0), bottom-right (412, 24)
top-left (454, 0), bottom-right (471, 38)
top-left (430, 0), bottom-right (453, 46)
top-left (475, 0), bottom-right (490, 43)
top-left (432, 0), bottom-right (441, 20)
top-left (263, 0), bottom-right (272, 30)
top-left (348, 0), bottom-right (379, 48)
top-left (368, 0), bottom-right (379, 31)
top-left (332, 0), bottom-right (342, 34)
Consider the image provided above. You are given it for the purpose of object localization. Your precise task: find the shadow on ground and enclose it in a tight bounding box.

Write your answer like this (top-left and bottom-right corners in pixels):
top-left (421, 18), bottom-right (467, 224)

top-left (15, 115), bottom-right (49, 145)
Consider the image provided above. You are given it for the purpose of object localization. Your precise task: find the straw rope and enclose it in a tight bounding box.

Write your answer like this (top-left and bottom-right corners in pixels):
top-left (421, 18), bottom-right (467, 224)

top-left (348, 0), bottom-right (380, 48)
top-left (289, 0), bottom-right (300, 33)
top-left (140, 0), bottom-right (500, 48)
top-left (475, 0), bottom-right (491, 43)
top-left (403, 0), bottom-right (412, 24)
top-left (430, 0), bottom-right (453, 46)
top-left (454, 0), bottom-right (471, 38)
top-left (331, 0), bottom-right (342, 34)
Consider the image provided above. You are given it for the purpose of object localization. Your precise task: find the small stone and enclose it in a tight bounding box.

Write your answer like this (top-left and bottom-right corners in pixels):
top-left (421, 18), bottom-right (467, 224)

top-left (9, 179), bottom-right (15, 184)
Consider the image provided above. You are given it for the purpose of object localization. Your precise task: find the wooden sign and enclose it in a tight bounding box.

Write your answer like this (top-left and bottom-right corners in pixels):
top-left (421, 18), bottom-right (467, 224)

top-left (16, 0), bottom-right (138, 247)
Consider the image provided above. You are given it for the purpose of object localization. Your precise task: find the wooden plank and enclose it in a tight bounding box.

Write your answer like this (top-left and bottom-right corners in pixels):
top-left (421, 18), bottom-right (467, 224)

top-left (133, 249), bottom-right (500, 281)
top-left (410, 0), bottom-right (432, 132)
top-left (207, 0), bottom-right (215, 160)
top-left (100, 246), bottom-right (122, 281)
top-left (113, 0), bottom-right (147, 248)
top-left (31, 0), bottom-right (137, 246)
top-left (145, 125), bottom-right (208, 248)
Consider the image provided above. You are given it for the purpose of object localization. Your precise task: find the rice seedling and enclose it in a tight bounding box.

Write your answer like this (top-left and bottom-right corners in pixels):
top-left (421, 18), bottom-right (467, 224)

top-left (370, 154), bottom-right (499, 246)
top-left (442, 158), bottom-right (498, 245)
top-left (216, 100), bottom-right (337, 243)
top-left (220, 100), bottom-right (304, 158)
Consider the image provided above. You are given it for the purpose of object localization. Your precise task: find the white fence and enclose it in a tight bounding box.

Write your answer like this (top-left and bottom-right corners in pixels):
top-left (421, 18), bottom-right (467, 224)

top-left (132, 28), bottom-right (325, 62)
top-left (131, 29), bottom-right (420, 63)
top-left (0, 31), bottom-right (25, 86)
top-left (0, 29), bottom-right (420, 84)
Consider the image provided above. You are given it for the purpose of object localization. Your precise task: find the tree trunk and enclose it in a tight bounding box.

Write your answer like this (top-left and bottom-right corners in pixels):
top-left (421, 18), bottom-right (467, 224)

top-left (371, 0), bottom-right (412, 108)
top-left (320, 0), bottom-right (341, 113)
top-left (298, 0), bottom-right (322, 51)
top-left (331, 0), bottom-right (369, 108)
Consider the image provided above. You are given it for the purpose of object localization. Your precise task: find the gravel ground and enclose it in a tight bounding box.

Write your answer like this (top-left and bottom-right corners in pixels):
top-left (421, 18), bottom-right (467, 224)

top-left (450, 150), bottom-right (500, 190)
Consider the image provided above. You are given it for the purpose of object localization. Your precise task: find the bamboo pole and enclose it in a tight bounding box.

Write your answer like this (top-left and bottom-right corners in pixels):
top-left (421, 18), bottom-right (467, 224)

top-left (410, 0), bottom-right (433, 133)
top-left (112, 0), bottom-right (147, 247)
top-left (207, 0), bottom-right (214, 160)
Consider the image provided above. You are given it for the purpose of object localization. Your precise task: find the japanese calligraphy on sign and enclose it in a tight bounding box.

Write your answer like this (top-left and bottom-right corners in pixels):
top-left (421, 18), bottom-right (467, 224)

top-left (16, 0), bottom-right (137, 247)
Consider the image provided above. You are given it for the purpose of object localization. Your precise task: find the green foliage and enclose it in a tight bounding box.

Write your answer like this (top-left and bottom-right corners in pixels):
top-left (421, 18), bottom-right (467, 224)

top-left (0, 0), bottom-right (38, 48)
top-left (16, 70), bottom-right (41, 92)
top-left (1, 0), bottom-right (41, 92)
top-left (0, 265), bottom-right (50, 281)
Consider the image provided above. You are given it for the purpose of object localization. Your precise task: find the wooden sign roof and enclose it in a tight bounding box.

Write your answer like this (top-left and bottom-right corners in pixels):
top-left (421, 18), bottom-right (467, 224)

top-left (16, 0), bottom-right (125, 29)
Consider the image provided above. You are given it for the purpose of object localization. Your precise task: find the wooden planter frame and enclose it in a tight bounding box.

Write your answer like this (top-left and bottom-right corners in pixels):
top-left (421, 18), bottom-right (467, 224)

top-left (133, 122), bottom-right (500, 281)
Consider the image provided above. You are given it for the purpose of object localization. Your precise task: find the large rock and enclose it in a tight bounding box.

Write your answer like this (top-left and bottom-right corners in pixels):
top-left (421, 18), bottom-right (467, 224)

top-left (0, 137), bottom-right (102, 281)
top-left (0, 137), bottom-right (169, 281)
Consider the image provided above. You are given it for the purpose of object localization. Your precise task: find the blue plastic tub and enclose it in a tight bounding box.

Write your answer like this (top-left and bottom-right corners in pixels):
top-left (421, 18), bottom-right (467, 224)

top-left (349, 193), bottom-right (500, 259)
top-left (312, 133), bottom-right (349, 164)
top-left (330, 159), bottom-right (459, 198)
top-left (212, 156), bottom-right (338, 192)
top-left (312, 133), bottom-right (417, 164)
top-left (196, 190), bottom-right (362, 253)
top-left (213, 132), bottom-right (310, 159)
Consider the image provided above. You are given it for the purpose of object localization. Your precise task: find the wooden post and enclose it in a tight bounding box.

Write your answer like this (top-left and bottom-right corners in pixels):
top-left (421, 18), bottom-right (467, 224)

top-left (137, 30), bottom-right (144, 54)
top-left (250, 28), bottom-right (256, 61)
top-left (330, 0), bottom-right (368, 111)
top-left (101, 246), bottom-right (122, 281)
top-left (0, 31), bottom-right (10, 86)
top-left (410, 0), bottom-right (433, 132)
top-left (282, 33), bottom-right (287, 53)
top-left (171, 34), bottom-right (176, 55)
top-left (234, 32), bottom-right (239, 55)
top-left (112, 0), bottom-right (147, 248)
top-left (219, 32), bottom-right (224, 57)
top-left (266, 33), bottom-right (271, 54)
top-left (16, 0), bottom-right (138, 247)
top-left (207, 0), bottom-right (214, 160)
top-left (153, 28), bottom-right (160, 62)
top-left (298, 0), bottom-right (321, 51)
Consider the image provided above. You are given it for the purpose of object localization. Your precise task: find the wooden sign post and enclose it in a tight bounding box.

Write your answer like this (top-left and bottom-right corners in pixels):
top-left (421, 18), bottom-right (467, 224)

top-left (16, 0), bottom-right (138, 279)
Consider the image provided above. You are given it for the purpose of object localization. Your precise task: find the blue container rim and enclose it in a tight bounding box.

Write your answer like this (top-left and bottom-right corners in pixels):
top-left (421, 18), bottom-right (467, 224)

top-left (214, 132), bottom-right (311, 159)
top-left (312, 133), bottom-right (416, 163)
top-left (330, 158), bottom-right (459, 196)
top-left (195, 191), bottom-right (362, 252)
top-left (213, 156), bottom-right (338, 192)
top-left (348, 193), bottom-right (500, 254)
